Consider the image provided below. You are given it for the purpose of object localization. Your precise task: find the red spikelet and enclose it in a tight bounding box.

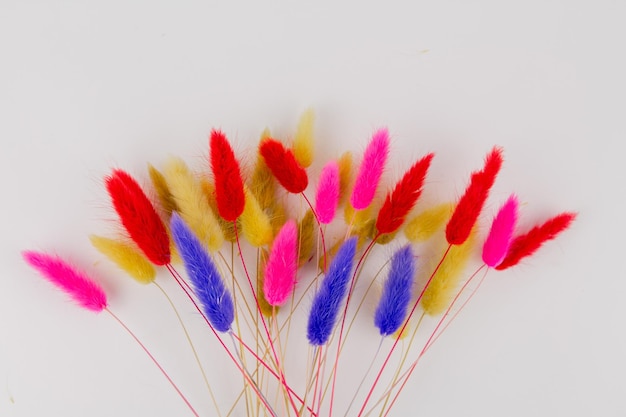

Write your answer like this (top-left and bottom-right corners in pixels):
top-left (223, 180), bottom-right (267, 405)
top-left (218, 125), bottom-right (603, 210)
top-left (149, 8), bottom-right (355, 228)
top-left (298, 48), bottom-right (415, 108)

top-left (210, 129), bottom-right (245, 221)
top-left (495, 212), bottom-right (576, 270)
top-left (259, 138), bottom-right (308, 194)
top-left (105, 169), bottom-right (171, 265)
top-left (376, 153), bottom-right (434, 234)
top-left (446, 147), bottom-right (503, 245)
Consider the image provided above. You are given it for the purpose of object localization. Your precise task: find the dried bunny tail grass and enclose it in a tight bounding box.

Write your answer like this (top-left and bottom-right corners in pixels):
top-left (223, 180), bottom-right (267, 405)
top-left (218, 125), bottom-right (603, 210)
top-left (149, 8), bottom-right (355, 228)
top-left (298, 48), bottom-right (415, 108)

top-left (337, 151), bottom-right (353, 206)
top-left (268, 199), bottom-right (288, 236)
top-left (257, 251), bottom-right (275, 317)
top-left (200, 178), bottom-right (237, 242)
top-left (210, 129), bottom-right (245, 222)
top-left (259, 138), bottom-right (308, 194)
top-left (376, 153), bottom-right (434, 235)
top-left (90, 235), bottom-right (156, 284)
top-left (105, 169), bottom-right (171, 265)
top-left (298, 209), bottom-right (316, 266)
top-left (404, 203), bottom-right (454, 243)
top-left (374, 245), bottom-right (416, 337)
top-left (482, 195), bottom-right (519, 268)
top-left (23, 251), bottom-right (108, 312)
top-left (375, 230), bottom-right (398, 245)
top-left (293, 108), bottom-right (315, 168)
top-left (307, 237), bottom-right (358, 345)
top-left (240, 187), bottom-right (273, 247)
top-left (148, 164), bottom-right (179, 218)
top-left (350, 128), bottom-right (390, 210)
top-left (315, 160), bottom-right (340, 224)
top-left (165, 157), bottom-right (224, 251)
top-left (344, 201), bottom-right (375, 231)
top-left (263, 220), bottom-right (298, 306)
top-left (170, 213), bottom-right (234, 332)
top-left (446, 147), bottom-right (503, 245)
top-left (421, 228), bottom-right (478, 316)
top-left (495, 212), bottom-right (576, 270)
top-left (250, 132), bottom-right (278, 210)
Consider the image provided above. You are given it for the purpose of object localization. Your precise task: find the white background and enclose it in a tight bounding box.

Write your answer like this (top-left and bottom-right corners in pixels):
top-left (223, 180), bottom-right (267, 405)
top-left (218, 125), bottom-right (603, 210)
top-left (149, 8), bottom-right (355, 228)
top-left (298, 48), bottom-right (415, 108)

top-left (1, 1), bottom-right (624, 416)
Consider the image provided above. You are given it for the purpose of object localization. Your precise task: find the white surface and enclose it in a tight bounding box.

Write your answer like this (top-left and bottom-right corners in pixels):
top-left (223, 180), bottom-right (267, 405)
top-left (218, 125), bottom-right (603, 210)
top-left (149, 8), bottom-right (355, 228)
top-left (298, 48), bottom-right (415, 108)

top-left (1, 1), bottom-right (624, 416)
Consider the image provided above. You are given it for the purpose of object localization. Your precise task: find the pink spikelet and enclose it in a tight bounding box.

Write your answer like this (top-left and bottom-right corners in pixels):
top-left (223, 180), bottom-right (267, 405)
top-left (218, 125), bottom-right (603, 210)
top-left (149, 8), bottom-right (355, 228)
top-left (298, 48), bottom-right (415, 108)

top-left (482, 195), bottom-right (519, 267)
top-left (263, 220), bottom-right (298, 306)
top-left (350, 128), bottom-right (390, 210)
top-left (22, 251), bottom-right (108, 312)
top-left (315, 160), bottom-right (340, 224)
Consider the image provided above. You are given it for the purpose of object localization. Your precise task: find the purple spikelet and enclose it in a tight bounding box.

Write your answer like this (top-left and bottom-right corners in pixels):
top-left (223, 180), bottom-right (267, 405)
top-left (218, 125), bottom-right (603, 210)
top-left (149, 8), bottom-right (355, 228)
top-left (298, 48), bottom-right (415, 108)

top-left (374, 245), bottom-right (415, 336)
top-left (170, 212), bottom-right (234, 332)
top-left (307, 237), bottom-right (358, 345)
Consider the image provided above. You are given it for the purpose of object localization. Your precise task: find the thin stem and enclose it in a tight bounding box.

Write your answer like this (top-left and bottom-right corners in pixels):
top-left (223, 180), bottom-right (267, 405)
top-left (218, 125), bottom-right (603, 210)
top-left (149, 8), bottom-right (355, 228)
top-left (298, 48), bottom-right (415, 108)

top-left (233, 222), bottom-right (300, 415)
top-left (164, 264), bottom-right (277, 417)
top-left (356, 244), bottom-right (452, 417)
top-left (300, 192), bottom-right (328, 271)
top-left (153, 281), bottom-right (221, 417)
top-left (329, 234), bottom-right (380, 417)
top-left (343, 338), bottom-right (384, 417)
top-left (228, 332), bottom-right (277, 417)
top-left (105, 308), bottom-right (199, 417)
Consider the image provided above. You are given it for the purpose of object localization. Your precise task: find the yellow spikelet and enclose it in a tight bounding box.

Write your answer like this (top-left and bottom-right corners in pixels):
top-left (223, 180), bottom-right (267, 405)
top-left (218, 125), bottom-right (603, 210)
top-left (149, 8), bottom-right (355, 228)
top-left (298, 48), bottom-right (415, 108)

top-left (148, 164), bottom-right (178, 218)
top-left (268, 200), bottom-right (287, 236)
top-left (354, 218), bottom-right (377, 248)
top-left (344, 202), bottom-right (375, 231)
top-left (200, 178), bottom-right (237, 242)
top-left (169, 238), bottom-right (182, 265)
top-left (164, 158), bottom-right (224, 251)
top-left (319, 239), bottom-right (341, 271)
top-left (240, 188), bottom-right (273, 247)
top-left (250, 141), bottom-right (277, 211)
top-left (260, 127), bottom-right (271, 141)
top-left (298, 209), bottom-right (316, 266)
top-left (293, 108), bottom-right (315, 168)
top-left (420, 229), bottom-right (477, 316)
top-left (405, 203), bottom-right (454, 243)
top-left (337, 151), bottom-right (353, 206)
top-left (257, 250), bottom-right (275, 317)
top-left (90, 235), bottom-right (156, 284)
top-left (376, 230), bottom-right (398, 245)
top-left (393, 323), bottom-right (410, 340)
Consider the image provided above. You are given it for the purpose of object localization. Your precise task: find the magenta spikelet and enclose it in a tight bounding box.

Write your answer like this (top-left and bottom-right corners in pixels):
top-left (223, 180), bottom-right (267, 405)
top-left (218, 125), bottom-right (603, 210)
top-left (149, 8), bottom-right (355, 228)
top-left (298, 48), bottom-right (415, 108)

top-left (482, 195), bottom-right (519, 267)
top-left (350, 128), bottom-right (390, 210)
top-left (264, 220), bottom-right (298, 306)
top-left (23, 251), bottom-right (108, 312)
top-left (315, 160), bottom-right (340, 224)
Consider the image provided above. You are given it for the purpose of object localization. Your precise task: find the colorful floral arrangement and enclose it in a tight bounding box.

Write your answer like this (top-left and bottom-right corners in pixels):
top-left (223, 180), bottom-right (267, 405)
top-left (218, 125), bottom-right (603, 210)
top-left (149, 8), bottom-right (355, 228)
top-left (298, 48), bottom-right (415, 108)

top-left (22, 110), bottom-right (575, 416)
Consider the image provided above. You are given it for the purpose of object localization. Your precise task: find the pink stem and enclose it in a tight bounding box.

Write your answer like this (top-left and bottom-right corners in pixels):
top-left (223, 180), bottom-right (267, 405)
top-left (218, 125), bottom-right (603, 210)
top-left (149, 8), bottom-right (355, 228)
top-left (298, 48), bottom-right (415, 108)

top-left (105, 308), bottom-right (199, 417)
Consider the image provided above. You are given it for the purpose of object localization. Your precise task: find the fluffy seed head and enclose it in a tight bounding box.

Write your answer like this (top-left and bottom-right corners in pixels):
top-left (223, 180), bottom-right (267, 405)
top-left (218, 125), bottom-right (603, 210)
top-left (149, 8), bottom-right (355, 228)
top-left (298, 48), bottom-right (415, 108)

top-left (23, 251), bottom-right (108, 312)
top-left (90, 235), bottom-right (156, 284)
top-left (495, 212), bottom-right (576, 270)
top-left (374, 245), bottom-right (416, 336)
top-left (260, 138), bottom-right (308, 194)
top-left (264, 220), bottom-right (298, 306)
top-left (210, 129), bottom-right (245, 221)
top-left (315, 160), bottom-right (340, 224)
top-left (105, 169), bottom-right (171, 265)
top-left (482, 195), bottom-right (519, 267)
top-left (293, 108), bottom-right (315, 168)
top-left (307, 237), bottom-right (358, 345)
top-left (350, 128), bottom-right (390, 210)
top-left (376, 153), bottom-right (434, 234)
top-left (170, 213), bottom-right (234, 332)
top-left (446, 147), bottom-right (503, 245)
